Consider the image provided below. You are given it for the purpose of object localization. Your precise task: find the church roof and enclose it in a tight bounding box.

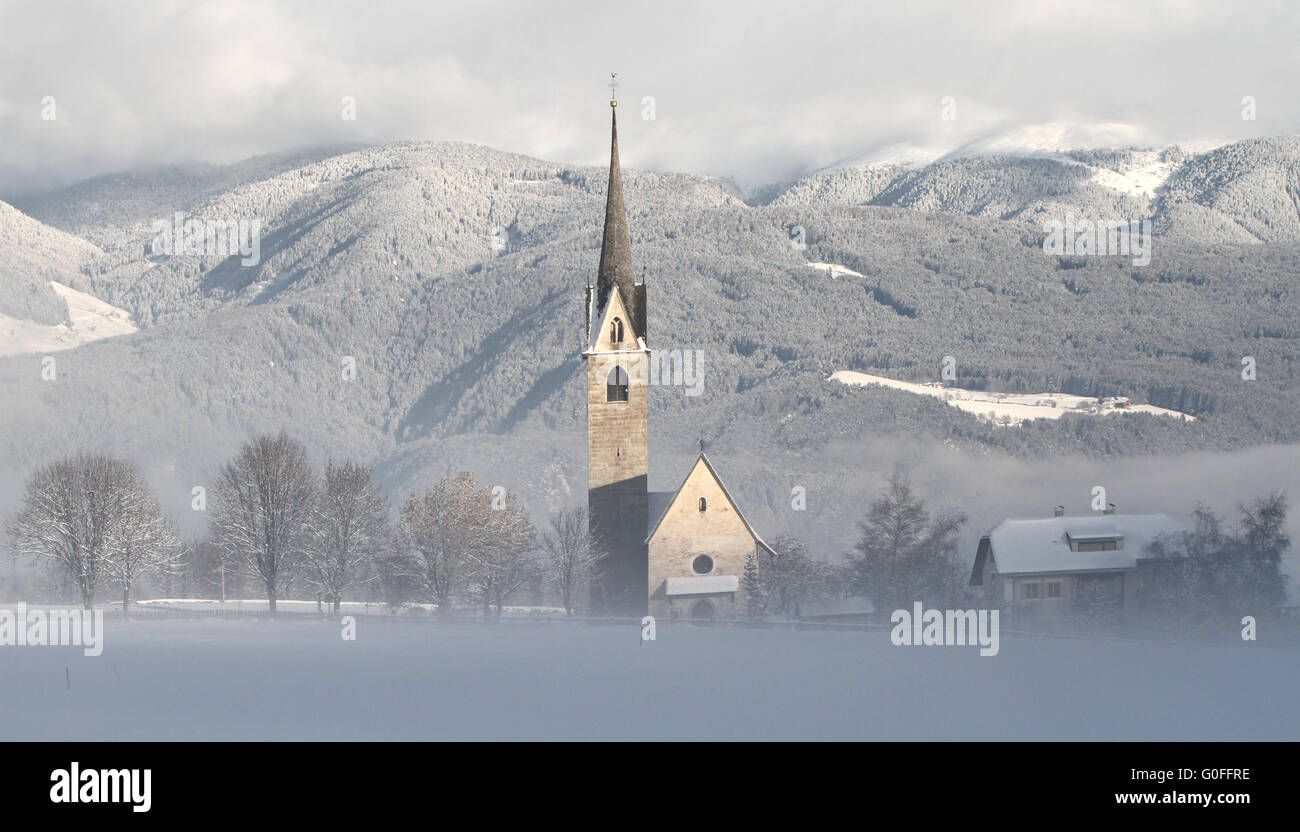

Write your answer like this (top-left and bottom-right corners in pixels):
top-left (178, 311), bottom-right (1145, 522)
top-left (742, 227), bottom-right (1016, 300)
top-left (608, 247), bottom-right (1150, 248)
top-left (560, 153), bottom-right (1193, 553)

top-left (645, 452), bottom-right (776, 554)
top-left (647, 490), bottom-right (675, 536)
top-left (590, 105), bottom-right (645, 343)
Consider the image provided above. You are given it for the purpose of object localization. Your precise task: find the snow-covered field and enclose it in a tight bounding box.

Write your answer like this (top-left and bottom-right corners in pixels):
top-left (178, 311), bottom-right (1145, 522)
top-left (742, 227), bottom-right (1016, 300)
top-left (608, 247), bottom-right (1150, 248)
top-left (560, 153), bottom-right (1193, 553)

top-left (830, 370), bottom-right (1194, 426)
top-left (134, 598), bottom-right (566, 616)
top-left (1078, 150), bottom-right (1178, 201)
top-left (807, 262), bottom-right (865, 279)
top-left (1, 617), bottom-right (1293, 740)
top-left (0, 281), bottom-right (137, 357)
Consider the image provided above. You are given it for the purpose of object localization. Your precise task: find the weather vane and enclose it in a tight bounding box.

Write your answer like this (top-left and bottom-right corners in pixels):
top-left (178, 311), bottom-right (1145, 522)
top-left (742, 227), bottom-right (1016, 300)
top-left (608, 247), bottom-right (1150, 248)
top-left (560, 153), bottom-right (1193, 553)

top-left (608, 72), bottom-right (619, 106)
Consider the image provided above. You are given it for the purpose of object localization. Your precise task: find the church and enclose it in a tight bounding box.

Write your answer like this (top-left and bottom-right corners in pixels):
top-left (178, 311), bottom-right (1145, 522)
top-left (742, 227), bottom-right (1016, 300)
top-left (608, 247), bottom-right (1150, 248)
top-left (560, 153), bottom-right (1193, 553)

top-left (583, 87), bottom-right (775, 620)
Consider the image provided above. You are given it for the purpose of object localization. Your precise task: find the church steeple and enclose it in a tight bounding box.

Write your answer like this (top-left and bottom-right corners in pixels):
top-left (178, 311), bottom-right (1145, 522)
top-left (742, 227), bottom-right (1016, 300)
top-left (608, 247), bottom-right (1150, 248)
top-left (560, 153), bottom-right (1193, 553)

top-left (593, 85), bottom-right (645, 341)
top-left (584, 74), bottom-right (650, 617)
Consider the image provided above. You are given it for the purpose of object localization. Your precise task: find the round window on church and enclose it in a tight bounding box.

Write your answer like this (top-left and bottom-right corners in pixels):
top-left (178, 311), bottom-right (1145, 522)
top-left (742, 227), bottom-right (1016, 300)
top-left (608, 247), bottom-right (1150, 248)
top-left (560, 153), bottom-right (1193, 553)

top-left (692, 554), bottom-right (714, 575)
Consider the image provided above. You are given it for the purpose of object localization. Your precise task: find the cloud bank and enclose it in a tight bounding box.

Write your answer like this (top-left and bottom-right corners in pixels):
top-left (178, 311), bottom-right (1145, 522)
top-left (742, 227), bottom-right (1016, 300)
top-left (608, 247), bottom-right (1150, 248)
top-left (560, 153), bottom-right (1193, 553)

top-left (1, 0), bottom-right (1297, 193)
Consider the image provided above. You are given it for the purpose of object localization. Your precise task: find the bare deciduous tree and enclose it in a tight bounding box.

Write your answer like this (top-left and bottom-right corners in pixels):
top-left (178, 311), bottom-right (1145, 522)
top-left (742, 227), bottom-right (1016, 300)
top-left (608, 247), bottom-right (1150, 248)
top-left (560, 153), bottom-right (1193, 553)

top-left (304, 459), bottom-right (389, 613)
top-left (848, 470), bottom-right (968, 612)
top-left (400, 471), bottom-right (490, 616)
top-left (541, 506), bottom-right (601, 615)
top-left (210, 433), bottom-right (317, 614)
top-left (1143, 496), bottom-right (1291, 635)
top-left (374, 552), bottom-right (422, 614)
top-left (9, 452), bottom-right (176, 611)
top-left (100, 487), bottom-right (180, 617)
top-left (469, 491), bottom-right (536, 618)
top-left (760, 535), bottom-right (818, 618)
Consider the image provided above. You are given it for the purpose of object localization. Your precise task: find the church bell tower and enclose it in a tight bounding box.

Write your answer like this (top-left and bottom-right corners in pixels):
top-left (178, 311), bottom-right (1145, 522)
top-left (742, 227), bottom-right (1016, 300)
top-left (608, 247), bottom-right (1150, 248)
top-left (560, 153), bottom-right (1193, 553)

top-left (584, 76), bottom-right (649, 616)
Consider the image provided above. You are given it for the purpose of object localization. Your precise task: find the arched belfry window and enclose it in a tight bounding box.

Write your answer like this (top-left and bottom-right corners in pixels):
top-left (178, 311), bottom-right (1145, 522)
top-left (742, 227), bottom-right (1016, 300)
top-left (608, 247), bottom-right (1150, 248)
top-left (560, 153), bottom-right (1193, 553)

top-left (606, 365), bottom-right (629, 402)
top-left (698, 497), bottom-right (707, 512)
top-left (610, 317), bottom-right (624, 346)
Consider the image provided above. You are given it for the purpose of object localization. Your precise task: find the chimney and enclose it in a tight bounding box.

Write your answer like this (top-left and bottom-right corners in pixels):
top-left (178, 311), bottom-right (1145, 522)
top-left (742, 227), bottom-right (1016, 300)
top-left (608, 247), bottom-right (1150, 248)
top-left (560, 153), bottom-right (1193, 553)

top-left (1103, 503), bottom-right (1116, 515)
top-left (1053, 505), bottom-right (1065, 517)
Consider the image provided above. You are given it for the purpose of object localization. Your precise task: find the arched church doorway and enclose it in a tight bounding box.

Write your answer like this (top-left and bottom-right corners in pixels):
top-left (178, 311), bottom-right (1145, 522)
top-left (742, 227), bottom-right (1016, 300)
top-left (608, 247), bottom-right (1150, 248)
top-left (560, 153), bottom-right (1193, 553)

top-left (689, 599), bottom-right (715, 621)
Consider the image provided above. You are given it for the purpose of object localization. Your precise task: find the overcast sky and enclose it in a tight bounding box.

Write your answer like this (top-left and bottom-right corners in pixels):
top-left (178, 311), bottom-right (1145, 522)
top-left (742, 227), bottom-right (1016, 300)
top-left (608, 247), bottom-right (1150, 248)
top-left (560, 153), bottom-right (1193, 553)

top-left (0, 0), bottom-right (1296, 195)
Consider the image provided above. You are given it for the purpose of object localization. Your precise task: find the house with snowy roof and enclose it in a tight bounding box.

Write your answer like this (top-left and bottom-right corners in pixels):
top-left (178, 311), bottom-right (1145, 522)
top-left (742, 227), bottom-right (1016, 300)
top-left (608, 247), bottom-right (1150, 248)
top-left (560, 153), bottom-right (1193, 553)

top-left (581, 88), bottom-right (774, 620)
top-left (969, 508), bottom-right (1186, 625)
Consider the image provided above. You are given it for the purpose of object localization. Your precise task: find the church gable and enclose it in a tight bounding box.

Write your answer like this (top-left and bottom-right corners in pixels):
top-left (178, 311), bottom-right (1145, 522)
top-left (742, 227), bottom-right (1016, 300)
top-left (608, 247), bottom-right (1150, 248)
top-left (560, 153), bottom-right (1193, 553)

top-left (646, 453), bottom-right (773, 615)
top-left (587, 283), bottom-right (641, 352)
top-left (647, 455), bottom-right (752, 545)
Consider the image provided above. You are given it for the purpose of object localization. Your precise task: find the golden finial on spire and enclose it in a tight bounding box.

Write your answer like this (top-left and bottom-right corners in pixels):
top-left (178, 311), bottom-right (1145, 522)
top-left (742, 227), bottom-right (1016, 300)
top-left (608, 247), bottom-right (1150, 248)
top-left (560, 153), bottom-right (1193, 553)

top-left (609, 72), bottom-right (619, 108)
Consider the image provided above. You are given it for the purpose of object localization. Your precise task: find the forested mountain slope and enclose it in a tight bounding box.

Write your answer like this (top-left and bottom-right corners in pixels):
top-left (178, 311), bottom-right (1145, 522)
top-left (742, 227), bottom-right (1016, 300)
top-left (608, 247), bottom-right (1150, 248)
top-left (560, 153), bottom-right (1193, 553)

top-left (2, 136), bottom-right (1297, 555)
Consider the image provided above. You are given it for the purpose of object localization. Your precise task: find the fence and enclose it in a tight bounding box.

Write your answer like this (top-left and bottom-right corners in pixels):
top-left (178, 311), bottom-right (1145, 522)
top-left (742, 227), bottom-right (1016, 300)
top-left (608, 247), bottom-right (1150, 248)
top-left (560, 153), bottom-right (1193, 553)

top-left (83, 603), bottom-right (1300, 649)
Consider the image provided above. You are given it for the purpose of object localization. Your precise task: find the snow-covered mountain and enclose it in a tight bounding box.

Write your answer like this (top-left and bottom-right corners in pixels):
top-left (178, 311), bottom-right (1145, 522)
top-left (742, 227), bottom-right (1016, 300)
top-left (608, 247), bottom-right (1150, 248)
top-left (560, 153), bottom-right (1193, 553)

top-left (1, 135), bottom-right (1298, 555)
top-left (772, 129), bottom-right (1300, 246)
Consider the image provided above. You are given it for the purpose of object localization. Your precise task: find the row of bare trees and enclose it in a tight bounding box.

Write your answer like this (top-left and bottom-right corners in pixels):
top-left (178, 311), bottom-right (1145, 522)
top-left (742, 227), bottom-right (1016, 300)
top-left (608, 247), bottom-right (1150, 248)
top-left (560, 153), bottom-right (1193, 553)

top-left (8, 433), bottom-right (607, 616)
top-left (1141, 494), bottom-right (1291, 634)
top-left (4, 437), bottom-right (901, 622)
top-left (386, 471), bottom-right (604, 616)
top-left (395, 471), bottom-right (534, 616)
top-left (208, 433), bottom-right (604, 615)
top-left (206, 435), bottom-right (394, 613)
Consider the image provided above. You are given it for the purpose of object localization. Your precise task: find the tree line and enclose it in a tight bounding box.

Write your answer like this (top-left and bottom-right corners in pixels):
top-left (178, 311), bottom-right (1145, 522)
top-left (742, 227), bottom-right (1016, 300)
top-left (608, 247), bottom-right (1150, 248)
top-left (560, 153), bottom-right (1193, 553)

top-left (6, 432), bottom-right (852, 618)
top-left (8, 438), bottom-right (1291, 631)
top-left (6, 433), bottom-right (613, 617)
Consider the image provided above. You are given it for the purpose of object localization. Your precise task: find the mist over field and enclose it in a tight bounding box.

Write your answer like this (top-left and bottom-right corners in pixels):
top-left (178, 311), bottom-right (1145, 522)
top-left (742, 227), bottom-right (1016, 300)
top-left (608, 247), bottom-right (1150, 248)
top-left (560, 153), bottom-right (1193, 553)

top-left (3, 617), bottom-right (1296, 741)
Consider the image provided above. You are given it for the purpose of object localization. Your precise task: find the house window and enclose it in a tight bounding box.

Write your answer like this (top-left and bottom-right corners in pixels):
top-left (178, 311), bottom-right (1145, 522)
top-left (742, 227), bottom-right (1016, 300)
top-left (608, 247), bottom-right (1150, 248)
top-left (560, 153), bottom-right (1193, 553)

top-left (606, 365), bottom-right (628, 402)
top-left (609, 317), bottom-right (624, 346)
top-left (698, 497), bottom-right (707, 512)
top-left (1068, 536), bottom-right (1123, 552)
top-left (692, 554), bottom-right (714, 575)
top-left (1021, 582), bottom-right (1040, 600)
top-left (1047, 581), bottom-right (1062, 598)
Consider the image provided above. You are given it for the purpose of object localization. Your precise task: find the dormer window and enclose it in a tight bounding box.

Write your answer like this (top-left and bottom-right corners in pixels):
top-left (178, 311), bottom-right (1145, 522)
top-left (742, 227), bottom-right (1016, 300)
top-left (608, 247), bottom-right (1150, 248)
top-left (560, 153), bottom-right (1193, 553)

top-left (1064, 531), bottom-right (1124, 552)
top-left (610, 317), bottom-right (624, 346)
top-left (606, 365), bottom-right (629, 402)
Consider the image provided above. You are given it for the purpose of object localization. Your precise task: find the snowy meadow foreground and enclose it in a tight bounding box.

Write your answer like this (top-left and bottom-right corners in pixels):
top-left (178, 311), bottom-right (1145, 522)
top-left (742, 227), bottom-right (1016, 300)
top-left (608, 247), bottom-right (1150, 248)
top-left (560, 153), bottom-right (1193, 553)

top-left (2, 616), bottom-right (1295, 741)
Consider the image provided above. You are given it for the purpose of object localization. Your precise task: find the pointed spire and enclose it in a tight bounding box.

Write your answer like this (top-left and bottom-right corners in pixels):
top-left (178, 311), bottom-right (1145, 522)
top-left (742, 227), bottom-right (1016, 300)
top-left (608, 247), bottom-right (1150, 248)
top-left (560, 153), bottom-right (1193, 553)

top-left (595, 98), bottom-right (641, 339)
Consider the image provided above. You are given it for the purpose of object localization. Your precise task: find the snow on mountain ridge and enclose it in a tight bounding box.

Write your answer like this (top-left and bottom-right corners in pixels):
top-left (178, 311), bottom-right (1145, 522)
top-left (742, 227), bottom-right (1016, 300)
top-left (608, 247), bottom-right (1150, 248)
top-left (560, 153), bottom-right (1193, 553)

top-left (840, 122), bottom-right (1226, 169)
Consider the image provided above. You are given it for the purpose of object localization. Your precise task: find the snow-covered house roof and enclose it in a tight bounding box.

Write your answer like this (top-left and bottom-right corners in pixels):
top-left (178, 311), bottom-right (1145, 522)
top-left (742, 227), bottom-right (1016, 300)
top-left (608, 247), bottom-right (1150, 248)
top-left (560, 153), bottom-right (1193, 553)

top-left (972, 513), bottom-right (1186, 580)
